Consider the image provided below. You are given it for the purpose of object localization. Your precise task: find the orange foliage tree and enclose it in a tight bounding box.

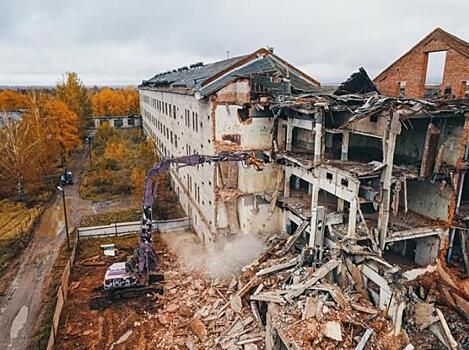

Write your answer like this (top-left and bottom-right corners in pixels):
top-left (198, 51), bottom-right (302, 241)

top-left (0, 91), bottom-right (81, 200)
top-left (91, 87), bottom-right (140, 116)
top-left (56, 72), bottom-right (92, 135)
top-left (42, 97), bottom-right (80, 158)
top-left (0, 90), bottom-right (28, 111)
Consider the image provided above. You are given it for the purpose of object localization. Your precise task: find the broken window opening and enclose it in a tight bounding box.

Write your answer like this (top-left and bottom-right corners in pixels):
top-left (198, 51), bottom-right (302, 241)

top-left (288, 220), bottom-right (298, 236)
top-left (237, 106), bottom-right (250, 122)
top-left (425, 51), bottom-right (447, 86)
top-left (458, 171), bottom-right (469, 218)
top-left (398, 81), bottom-right (406, 98)
top-left (384, 239), bottom-right (417, 269)
top-left (348, 134), bottom-right (382, 163)
top-left (444, 85), bottom-right (453, 98)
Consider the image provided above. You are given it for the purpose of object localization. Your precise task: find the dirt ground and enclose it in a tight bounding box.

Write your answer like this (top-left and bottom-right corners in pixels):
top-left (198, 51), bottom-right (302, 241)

top-left (53, 230), bottom-right (469, 350)
top-left (0, 151), bottom-right (135, 350)
top-left (55, 231), bottom-right (215, 350)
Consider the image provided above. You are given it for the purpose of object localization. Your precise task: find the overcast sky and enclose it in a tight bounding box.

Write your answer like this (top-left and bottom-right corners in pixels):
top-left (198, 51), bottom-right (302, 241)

top-left (0, 0), bottom-right (467, 86)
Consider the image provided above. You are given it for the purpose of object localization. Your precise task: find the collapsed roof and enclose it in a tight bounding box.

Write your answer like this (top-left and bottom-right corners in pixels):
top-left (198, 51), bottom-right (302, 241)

top-left (139, 48), bottom-right (321, 99)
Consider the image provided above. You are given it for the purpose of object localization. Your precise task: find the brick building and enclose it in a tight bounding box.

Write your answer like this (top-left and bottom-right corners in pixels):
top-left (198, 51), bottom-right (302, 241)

top-left (138, 31), bottom-right (469, 349)
top-left (374, 27), bottom-right (469, 99)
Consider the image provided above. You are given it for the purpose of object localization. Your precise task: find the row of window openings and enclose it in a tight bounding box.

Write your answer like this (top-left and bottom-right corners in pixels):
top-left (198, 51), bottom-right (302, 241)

top-left (186, 175), bottom-right (212, 207)
top-left (148, 114), bottom-right (211, 151)
top-left (148, 109), bottom-right (208, 140)
top-left (145, 95), bottom-right (212, 131)
top-left (398, 81), bottom-right (469, 98)
top-left (175, 183), bottom-right (214, 228)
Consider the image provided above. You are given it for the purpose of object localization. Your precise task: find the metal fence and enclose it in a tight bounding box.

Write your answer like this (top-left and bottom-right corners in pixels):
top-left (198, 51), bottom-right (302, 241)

top-left (47, 229), bottom-right (78, 350)
top-left (77, 217), bottom-right (191, 238)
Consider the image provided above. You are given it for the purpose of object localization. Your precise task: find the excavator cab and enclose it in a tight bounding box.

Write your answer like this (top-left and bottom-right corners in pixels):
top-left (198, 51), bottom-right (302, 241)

top-left (103, 262), bottom-right (138, 290)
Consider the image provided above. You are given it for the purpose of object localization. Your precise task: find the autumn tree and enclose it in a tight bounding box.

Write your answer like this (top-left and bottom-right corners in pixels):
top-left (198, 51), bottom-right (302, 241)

top-left (0, 90), bottom-right (28, 111)
top-left (0, 116), bottom-right (37, 200)
top-left (0, 91), bottom-right (82, 201)
top-left (122, 87), bottom-right (140, 115)
top-left (56, 72), bottom-right (92, 134)
top-left (41, 97), bottom-right (80, 159)
top-left (91, 87), bottom-right (140, 116)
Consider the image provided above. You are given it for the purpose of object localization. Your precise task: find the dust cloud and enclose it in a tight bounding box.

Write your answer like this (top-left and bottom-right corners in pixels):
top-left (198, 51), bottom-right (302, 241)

top-left (162, 231), bottom-right (266, 279)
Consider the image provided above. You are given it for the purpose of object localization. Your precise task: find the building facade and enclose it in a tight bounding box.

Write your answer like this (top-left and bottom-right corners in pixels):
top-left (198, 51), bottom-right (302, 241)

top-left (139, 48), bottom-right (320, 243)
top-left (93, 115), bottom-right (142, 129)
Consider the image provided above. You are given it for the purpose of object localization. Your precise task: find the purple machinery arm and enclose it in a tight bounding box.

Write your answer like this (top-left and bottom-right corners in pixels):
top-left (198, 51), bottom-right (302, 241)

top-left (136, 152), bottom-right (261, 273)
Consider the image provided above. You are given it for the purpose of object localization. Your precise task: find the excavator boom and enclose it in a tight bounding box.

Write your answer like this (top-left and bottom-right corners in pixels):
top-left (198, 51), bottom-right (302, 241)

top-left (137, 152), bottom-right (263, 274)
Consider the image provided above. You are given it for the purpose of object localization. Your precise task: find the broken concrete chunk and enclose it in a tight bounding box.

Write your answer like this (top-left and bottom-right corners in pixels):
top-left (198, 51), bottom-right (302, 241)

top-left (255, 257), bottom-right (299, 277)
top-left (435, 308), bottom-right (458, 349)
top-left (354, 328), bottom-right (373, 350)
top-left (414, 303), bottom-right (435, 329)
top-left (158, 313), bottom-right (170, 325)
top-left (189, 318), bottom-right (207, 341)
top-left (229, 278), bottom-right (238, 290)
top-left (323, 321), bottom-right (342, 341)
top-left (303, 297), bottom-right (317, 319)
top-left (185, 338), bottom-right (198, 350)
top-left (166, 303), bottom-right (179, 313)
top-left (244, 344), bottom-right (258, 350)
top-left (230, 295), bottom-right (242, 314)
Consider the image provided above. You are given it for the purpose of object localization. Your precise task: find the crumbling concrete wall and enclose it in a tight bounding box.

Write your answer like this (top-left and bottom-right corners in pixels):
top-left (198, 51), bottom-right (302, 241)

top-left (406, 180), bottom-right (452, 221)
top-left (238, 163), bottom-right (279, 194)
top-left (215, 79), bottom-right (251, 104)
top-left (436, 117), bottom-right (465, 166)
top-left (237, 196), bottom-right (282, 235)
top-left (344, 115), bottom-right (388, 138)
top-left (214, 104), bottom-right (273, 151)
top-left (415, 235), bottom-right (440, 266)
top-left (395, 120), bottom-right (428, 162)
top-left (293, 127), bottom-right (314, 150)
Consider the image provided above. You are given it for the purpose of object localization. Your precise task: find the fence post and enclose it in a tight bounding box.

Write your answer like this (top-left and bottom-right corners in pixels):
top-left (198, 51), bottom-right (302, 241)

top-left (115, 223), bottom-right (118, 237)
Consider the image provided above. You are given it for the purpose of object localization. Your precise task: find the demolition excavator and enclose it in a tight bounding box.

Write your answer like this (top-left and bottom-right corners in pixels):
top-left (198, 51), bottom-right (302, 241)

top-left (102, 152), bottom-right (263, 299)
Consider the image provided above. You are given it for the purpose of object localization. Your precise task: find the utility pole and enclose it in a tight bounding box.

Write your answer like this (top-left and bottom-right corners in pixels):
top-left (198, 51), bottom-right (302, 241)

top-left (57, 186), bottom-right (70, 249)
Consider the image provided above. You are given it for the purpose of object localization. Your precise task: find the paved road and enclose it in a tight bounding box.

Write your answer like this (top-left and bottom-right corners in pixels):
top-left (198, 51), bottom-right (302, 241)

top-left (0, 161), bottom-right (131, 349)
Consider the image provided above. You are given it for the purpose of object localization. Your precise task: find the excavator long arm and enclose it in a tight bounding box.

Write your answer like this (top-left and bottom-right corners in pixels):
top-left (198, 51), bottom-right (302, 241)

top-left (136, 152), bottom-right (263, 273)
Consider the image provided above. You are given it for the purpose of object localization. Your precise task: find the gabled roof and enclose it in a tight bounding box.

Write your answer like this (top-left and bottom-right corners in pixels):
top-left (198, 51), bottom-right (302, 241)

top-left (140, 48), bottom-right (320, 98)
top-left (374, 27), bottom-right (469, 82)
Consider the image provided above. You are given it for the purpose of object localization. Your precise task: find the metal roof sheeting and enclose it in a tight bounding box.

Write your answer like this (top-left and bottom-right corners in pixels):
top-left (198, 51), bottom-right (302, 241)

top-left (140, 50), bottom-right (319, 98)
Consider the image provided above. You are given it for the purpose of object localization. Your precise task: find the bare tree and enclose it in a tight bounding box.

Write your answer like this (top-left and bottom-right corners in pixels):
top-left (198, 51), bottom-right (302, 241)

top-left (0, 113), bottom-right (37, 201)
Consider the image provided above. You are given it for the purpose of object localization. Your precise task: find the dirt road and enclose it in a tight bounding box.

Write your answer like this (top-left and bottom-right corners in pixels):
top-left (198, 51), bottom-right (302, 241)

top-left (0, 165), bottom-right (131, 350)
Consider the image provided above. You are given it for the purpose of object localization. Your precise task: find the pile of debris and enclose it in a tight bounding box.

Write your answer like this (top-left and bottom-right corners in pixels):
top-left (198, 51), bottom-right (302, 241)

top-left (156, 230), bottom-right (469, 349)
top-left (155, 234), bottom-right (402, 349)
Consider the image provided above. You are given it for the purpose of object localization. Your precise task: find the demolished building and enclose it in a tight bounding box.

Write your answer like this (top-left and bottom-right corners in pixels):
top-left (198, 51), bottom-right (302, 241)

top-left (139, 29), bottom-right (469, 349)
top-left (139, 48), bottom-right (320, 244)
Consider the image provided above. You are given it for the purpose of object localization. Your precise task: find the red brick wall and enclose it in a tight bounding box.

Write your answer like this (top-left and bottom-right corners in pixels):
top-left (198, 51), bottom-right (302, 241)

top-left (375, 35), bottom-right (469, 99)
top-left (443, 50), bottom-right (469, 98)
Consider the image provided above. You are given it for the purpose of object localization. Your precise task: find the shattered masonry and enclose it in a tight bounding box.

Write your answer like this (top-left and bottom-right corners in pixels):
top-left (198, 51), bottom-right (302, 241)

top-left (138, 28), bottom-right (469, 349)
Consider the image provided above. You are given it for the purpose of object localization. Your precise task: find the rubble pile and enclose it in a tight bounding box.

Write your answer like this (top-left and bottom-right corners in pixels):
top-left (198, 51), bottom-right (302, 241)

top-left (155, 235), bottom-right (407, 350)
top-left (155, 231), bottom-right (469, 349)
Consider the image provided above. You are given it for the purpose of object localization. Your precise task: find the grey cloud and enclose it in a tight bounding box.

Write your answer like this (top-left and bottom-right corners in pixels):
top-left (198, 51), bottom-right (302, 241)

top-left (0, 0), bottom-right (467, 85)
